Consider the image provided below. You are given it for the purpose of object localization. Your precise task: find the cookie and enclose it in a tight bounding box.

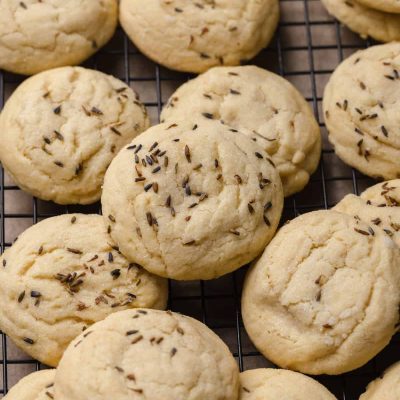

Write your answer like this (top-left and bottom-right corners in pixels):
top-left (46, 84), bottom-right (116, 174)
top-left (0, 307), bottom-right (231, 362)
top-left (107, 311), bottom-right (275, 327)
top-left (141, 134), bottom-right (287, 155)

top-left (161, 66), bottom-right (321, 196)
top-left (240, 369), bottom-right (336, 399)
top-left (242, 210), bottom-right (400, 375)
top-left (119, 0), bottom-right (279, 73)
top-left (362, 179), bottom-right (400, 206)
top-left (0, 66), bottom-right (149, 204)
top-left (0, 0), bottom-right (118, 75)
top-left (321, 0), bottom-right (400, 42)
top-left (323, 43), bottom-right (400, 180)
top-left (360, 362), bottom-right (400, 399)
top-left (334, 180), bottom-right (400, 247)
top-left (0, 214), bottom-right (168, 367)
top-left (355, 0), bottom-right (400, 14)
top-left (3, 370), bottom-right (55, 400)
top-left (54, 309), bottom-right (240, 400)
top-left (102, 119), bottom-right (283, 280)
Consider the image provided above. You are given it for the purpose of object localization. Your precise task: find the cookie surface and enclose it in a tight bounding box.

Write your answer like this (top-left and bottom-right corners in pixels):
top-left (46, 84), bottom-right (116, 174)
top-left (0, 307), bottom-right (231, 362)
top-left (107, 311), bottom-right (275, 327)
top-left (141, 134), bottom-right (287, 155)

top-left (360, 362), bottom-right (400, 399)
top-left (321, 0), bottom-right (400, 42)
top-left (3, 370), bottom-right (55, 400)
top-left (161, 66), bottom-right (321, 196)
top-left (102, 119), bottom-right (283, 280)
top-left (0, 0), bottom-right (118, 75)
top-left (240, 368), bottom-right (336, 399)
top-left (362, 179), bottom-right (400, 206)
top-left (356, 0), bottom-right (400, 14)
top-left (54, 309), bottom-right (240, 400)
top-left (323, 43), bottom-right (400, 180)
top-left (119, 0), bottom-right (279, 73)
top-left (0, 214), bottom-right (167, 367)
top-left (0, 66), bottom-right (149, 204)
top-left (334, 180), bottom-right (400, 247)
top-left (242, 210), bottom-right (400, 375)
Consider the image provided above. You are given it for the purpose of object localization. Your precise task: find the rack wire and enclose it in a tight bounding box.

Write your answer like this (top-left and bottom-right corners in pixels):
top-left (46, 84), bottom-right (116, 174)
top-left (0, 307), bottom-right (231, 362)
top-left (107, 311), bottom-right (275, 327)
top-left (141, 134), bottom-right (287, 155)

top-left (0, 1), bottom-right (398, 398)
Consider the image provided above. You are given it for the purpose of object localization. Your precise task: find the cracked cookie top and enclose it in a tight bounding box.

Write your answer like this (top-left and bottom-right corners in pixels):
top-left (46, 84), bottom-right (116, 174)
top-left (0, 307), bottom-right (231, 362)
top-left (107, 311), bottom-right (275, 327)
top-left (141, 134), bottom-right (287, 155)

top-left (323, 43), bottom-right (400, 180)
top-left (101, 119), bottom-right (284, 280)
top-left (119, 0), bottom-right (279, 73)
top-left (239, 368), bottom-right (336, 399)
top-left (0, 214), bottom-right (168, 367)
top-left (242, 210), bottom-right (400, 375)
top-left (161, 66), bottom-right (321, 196)
top-left (0, 66), bottom-right (149, 204)
top-left (54, 309), bottom-right (240, 400)
top-left (0, 0), bottom-right (118, 75)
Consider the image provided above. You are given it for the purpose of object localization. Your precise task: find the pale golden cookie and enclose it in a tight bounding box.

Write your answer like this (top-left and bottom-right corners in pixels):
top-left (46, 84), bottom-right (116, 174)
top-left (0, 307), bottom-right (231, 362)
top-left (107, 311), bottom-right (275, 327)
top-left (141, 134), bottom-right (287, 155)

top-left (360, 362), bottom-right (400, 399)
top-left (102, 119), bottom-right (283, 280)
top-left (321, 0), bottom-right (400, 42)
top-left (240, 369), bottom-right (337, 400)
top-left (324, 43), bottom-right (400, 180)
top-left (54, 309), bottom-right (240, 400)
top-left (119, 0), bottom-right (279, 73)
top-left (0, 0), bottom-right (118, 75)
top-left (242, 210), bottom-right (400, 375)
top-left (0, 214), bottom-right (167, 367)
top-left (3, 370), bottom-right (55, 400)
top-left (334, 180), bottom-right (400, 247)
top-left (357, 0), bottom-right (400, 14)
top-left (0, 66), bottom-right (149, 204)
top-left (161, 66), bottom-right (321, 196)
top-left (362, 179), bottom-right (400, 206)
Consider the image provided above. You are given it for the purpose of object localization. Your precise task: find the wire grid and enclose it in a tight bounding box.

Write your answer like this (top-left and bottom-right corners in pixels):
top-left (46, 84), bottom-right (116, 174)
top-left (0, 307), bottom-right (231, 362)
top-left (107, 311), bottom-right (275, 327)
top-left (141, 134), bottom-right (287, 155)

top-left (0, 1), bottom-right (399, 398)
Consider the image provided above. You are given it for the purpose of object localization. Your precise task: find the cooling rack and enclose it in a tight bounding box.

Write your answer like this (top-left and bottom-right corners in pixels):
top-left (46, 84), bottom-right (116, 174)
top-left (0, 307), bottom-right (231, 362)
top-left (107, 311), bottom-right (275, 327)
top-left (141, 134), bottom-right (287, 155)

top-left (1, 1), bottom-right (398, 398)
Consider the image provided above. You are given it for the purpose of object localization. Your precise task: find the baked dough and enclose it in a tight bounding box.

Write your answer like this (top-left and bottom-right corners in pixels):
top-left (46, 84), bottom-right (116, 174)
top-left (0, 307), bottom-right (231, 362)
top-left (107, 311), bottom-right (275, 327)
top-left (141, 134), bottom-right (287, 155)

top-left (119, 0), bottom-right (279, 73)
top-left (102, 119), bottom-right (283, 280)
top-left (161, 66), bottom-right (321, 196)
top-left (0, 0), bottom-right (118, 75)
top-left (324, 43), bottom-right (400, 180)
top-left (334, 180), bottom-right (400, 247)
top-left (321, 0), bottom-right (400, 42)
top-left (240, 368), bottom-right (337, 399)
top-left (54, 309), bottom-right (240, 400)
top-left (0, 66), bottom-right (149, 204)
top-left (360, 362), bottom-right (400, 399)
top-left (242, 210), bottom-right (400, 375)
top-left (0, 214), bottom-right (167, 366)
top-left (356, 0), bottom-right (400, 14)
top-left (3, 370), bottom-right (56, 400)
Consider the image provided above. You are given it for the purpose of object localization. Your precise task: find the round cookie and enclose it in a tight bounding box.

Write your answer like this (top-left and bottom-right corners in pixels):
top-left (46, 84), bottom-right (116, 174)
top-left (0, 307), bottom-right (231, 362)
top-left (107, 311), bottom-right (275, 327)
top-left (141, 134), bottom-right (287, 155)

top-left (119, 0), bottom-right (279, 74)
top-left (240, 368), bottom-right (337, 400)
top-left (0, 66), bottom-right (149, 204)
top-left (334, 180), bottom-right (400, 247)
top-left (161, 66), bottom-right (321, 197)
top-left (0, 214), bottom-right (168, 367)
top-left (360, 362), bottom-right (400, 399)
top-left (3, 370), bottom-right (56, 400)
top-left (0, 0), bottom-right (118, 75)
top-left (102, 119), bottom-right (284, 280)
top-left (54, 309), bottom-right (240, 400)
top-left (356, 0), bottom-right (400, 14)
top-left (242, 210), bottom-right (400, 375)
top-left (323, 43), bottom-right (400, 180)
top-left (321, 0), bottom-right (400, 43)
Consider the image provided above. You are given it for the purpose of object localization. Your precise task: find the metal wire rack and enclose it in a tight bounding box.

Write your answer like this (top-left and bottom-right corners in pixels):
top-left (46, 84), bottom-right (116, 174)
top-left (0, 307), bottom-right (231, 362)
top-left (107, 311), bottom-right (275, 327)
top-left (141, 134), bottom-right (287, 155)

top-left (0, 1), bottom-right (399, 398)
